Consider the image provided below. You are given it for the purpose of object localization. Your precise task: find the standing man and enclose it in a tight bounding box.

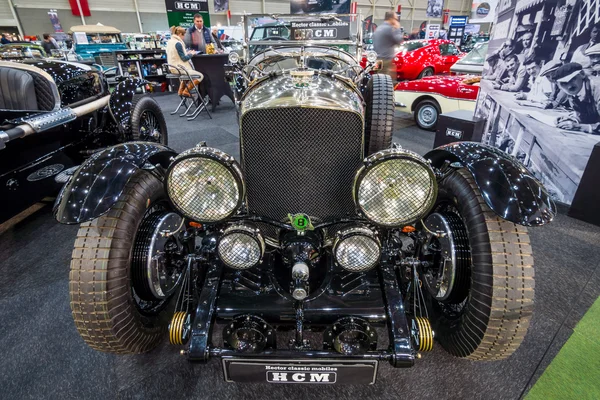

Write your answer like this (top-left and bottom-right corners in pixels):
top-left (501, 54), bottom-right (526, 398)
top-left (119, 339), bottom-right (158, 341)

top-left (373, 11), bottom-right (403, 81)
top-left (554, 62), bottom-right (600, 134)
top-left (41, 33), bottom-right (58, 56)
top-left (184, 14), bottom-right (215, 54)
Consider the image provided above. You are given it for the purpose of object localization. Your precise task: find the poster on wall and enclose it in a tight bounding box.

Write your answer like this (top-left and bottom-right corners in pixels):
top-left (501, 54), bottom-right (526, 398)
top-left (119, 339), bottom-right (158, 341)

top-left (470, 1), bottom-right (498, 23)
top-left (290, 0), bottom-right (350, 15)
top-left (426, 23), bottom-right (441, 39)
top-left (165, 0), bottom-right (211, 28)
top-left (426, 0), bottom-right (443, 18)
top-left (474, 0), bottom-right (600, 205)
top-left (214, 0), bottom-right (228, 12)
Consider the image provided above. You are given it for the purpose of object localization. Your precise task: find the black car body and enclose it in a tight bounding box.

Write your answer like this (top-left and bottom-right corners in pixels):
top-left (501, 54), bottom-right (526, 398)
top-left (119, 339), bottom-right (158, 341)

top-left (54, 15), bottom-right (555, 385)
top-left (0, 60), bottom-right (167, 223)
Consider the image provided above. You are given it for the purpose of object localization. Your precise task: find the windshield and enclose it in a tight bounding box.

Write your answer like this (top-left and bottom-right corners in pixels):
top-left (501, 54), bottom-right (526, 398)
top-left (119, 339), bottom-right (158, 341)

top-left (396, 41), bottom-right (427, 52)
top-left (455, 42), bottom-right (488, 65)
top-left (75, 33), bottom-right (122, 44)
top-left (250, 26), bottom-right (290, 41)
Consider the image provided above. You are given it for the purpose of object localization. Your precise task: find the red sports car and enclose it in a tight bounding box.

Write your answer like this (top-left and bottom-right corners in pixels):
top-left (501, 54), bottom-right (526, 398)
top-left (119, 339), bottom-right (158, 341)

top-left (394, 75), bottom-right (481, 130)
top-left (393, 39), bottom-right (465, 81)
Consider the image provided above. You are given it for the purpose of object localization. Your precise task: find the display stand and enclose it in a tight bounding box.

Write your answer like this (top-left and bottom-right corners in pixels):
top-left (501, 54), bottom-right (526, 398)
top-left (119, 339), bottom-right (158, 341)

top-left (114, 49), bottom-right (168, 91)
top-left (434, 109), bottom-right (485, 148)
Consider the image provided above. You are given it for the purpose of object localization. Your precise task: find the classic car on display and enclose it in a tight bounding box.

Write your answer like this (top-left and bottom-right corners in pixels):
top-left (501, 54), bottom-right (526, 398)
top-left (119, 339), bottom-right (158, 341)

top-left (68, 25), bottom-right (128, 66)
top-left (395, 75), bottom-right (481, 130)
top-left (54, 15), bottom-right (555, 385)
top-left (0, 42), bottom-right (47, 60)
top-left (0, 60), bottom-right (167, 223)
top-left (392, 39), bottom-right (465, 81)
top-left (450, 42), bottom-right (487, 75)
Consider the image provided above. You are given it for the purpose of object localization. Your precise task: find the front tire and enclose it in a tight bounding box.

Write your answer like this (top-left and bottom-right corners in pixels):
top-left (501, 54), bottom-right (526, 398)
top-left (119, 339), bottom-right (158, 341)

top-left (130, 95), bottom-right (168, 144)
top-left (424, 168), bottom-right (534, 360)
top-left (69, 170), bottom-right (172, 354)
top-left (364, 74), bottom-right (394, 155)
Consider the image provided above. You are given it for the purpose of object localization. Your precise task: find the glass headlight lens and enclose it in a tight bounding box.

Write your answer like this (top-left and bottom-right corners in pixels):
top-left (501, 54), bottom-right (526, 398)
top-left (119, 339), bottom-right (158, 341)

top-left (218, 224), bottom-right (265, 270)
top-left (333, 226), bottom-right (381, 272)
top-left (166, 147), bottom-right (244, 223)
top-left (366, 51), bottom-right (378, 63)
top-left (228, 52), bottom-right (240, 64)
top-left (354, 149), bottom-right (437, 227)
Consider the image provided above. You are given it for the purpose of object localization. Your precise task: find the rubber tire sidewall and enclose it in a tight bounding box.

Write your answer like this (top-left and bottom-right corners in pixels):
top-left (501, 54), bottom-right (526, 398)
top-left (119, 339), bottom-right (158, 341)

top-left (364, 74), bottom-right (394, 156)
top-left (130, 95), bottom-right (169, 145)
top-left (70, 170), bottom-right (172, 354)
top-left (426, 168), bottom-right (534, 360)
top-left (414, 99), bottom-right (440, 131)
top-left (417, 67), bottom-right (434, 79)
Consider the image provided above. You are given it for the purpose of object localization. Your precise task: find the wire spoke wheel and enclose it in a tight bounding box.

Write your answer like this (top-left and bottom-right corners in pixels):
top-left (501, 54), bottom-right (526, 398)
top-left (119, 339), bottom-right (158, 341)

top-left (139, 110), bottom-right (162, 142)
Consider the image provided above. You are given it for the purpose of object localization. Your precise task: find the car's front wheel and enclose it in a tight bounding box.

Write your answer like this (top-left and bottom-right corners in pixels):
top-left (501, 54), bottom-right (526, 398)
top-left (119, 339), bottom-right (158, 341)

top-left (130, 95), bottom-right (168, 144)
top-left (69, 170), bottom-right (182, 354)
top-left (420, 168), bottom-right (534, 360)
top-left (414, 99), bottom-right (440, 131)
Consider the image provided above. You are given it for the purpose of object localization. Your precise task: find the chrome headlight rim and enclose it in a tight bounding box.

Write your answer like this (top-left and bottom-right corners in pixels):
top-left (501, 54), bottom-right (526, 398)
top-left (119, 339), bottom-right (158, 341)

top-left (165, 146), bottom-right (245, 224)
top-left (332, 225), bottom-right (381, 273)
top-left (218, 223), bottom-right (265, 270)
top-left (353, 148), bottom-right (438, 227)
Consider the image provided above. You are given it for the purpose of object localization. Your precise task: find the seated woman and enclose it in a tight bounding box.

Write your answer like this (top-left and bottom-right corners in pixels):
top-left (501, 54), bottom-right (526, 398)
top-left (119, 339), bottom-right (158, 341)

top-left (167, 26), bottom-right (202, 97)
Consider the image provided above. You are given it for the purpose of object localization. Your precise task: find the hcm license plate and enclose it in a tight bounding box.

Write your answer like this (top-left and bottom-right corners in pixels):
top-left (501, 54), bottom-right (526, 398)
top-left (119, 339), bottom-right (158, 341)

top-left (222, 359), bottom-right (378, 384)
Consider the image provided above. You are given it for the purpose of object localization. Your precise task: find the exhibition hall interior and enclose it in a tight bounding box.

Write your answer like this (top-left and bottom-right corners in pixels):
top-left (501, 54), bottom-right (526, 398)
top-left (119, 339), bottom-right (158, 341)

top-left (1, 0), bottom-right (600, 398)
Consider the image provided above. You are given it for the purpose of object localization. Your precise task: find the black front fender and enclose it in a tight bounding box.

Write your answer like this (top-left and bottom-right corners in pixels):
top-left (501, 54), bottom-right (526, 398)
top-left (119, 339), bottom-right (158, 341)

top-left (425, 142), bottom-right (556, 227)
top-left (54, 142), bottom-right (176, 224)
top-left (109, 78), bottom-right (147, 130)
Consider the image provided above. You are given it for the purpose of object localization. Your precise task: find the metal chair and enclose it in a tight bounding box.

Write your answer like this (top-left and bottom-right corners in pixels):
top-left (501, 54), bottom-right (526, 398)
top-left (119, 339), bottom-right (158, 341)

top-left (179, 64), bottom-right (212, 121)
top-left (163, 63), bottom-right (191, 115)
top-left (164, 63), bottom-right (212, 120)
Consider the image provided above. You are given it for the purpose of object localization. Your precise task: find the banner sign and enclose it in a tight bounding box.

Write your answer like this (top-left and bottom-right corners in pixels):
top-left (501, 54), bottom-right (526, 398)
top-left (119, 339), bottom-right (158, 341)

top-left (450, 16), bottom-right (468, 26)
top-left (426, 23), bottom-right (440, 39)
top-left (69, 0), bottom-right (91, 17)
top-left (165, 0), bottom-right (210, 28)
top-left (48, 10), bottom-right (64, 33)
top-left (290, 20), bottom-right (350, 40)
top-left (214, 0), bottom-right (228, 12)
top-left (470, 0), bottom-right (498, 23)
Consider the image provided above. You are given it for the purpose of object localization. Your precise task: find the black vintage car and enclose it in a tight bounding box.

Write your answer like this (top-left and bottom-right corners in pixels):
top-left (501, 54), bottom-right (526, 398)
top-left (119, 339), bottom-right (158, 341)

top-left (54, 29), bottom-right (554, 384)
top-left (0, 60), bottom-right (167, 223)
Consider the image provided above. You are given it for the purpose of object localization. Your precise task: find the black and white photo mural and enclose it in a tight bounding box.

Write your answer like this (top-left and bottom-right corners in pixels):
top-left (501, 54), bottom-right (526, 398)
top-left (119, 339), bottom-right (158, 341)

top-left (290, 0), bottom-right (350, 14)
top-left (475, 0), bottom-right (600, 204)
top-left (426, 0), bottom-right (444, 18)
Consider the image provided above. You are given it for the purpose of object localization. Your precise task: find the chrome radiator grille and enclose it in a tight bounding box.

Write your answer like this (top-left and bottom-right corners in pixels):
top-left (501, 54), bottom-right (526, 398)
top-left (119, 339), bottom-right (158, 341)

top-left (241, 107), bottom-right (364, 237)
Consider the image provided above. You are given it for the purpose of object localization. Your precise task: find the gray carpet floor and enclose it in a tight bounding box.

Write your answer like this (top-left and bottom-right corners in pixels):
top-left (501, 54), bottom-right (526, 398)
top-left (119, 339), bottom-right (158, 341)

top-left (1, 93), bottom-right (599, 399)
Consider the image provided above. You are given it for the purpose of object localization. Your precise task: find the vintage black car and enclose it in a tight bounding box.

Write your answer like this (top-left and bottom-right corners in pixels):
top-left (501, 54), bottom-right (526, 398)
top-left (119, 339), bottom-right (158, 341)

top-left (54, 29), bottom-right (555, 385)
top-left (0, 60), bottom-right (167, 223)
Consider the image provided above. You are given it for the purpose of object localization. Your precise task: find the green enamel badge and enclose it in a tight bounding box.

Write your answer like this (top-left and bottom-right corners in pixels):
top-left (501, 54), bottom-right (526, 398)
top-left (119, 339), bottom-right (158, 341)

top-left (288, 213), bottom-right (314, 231)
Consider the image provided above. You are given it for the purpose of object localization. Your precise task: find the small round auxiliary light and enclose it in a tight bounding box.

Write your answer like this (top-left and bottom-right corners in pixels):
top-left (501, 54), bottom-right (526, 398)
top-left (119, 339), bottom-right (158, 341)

top-left (366, 51), bottom-right (378, 63)
top-left (228, 51), bottom-right (240, 64)
top-left (218, 224), bottom-right (265, 270)
top-left (333, 226), bottom-right (381, 272)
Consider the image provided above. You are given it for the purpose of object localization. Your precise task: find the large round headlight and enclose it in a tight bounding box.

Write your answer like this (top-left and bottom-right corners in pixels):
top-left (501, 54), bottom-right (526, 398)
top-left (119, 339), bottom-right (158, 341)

top-left (218, 224), bottom-right (265, 270)
top-left (333, 226), bottom-right (381, 272)
top-left (166, 147), bottom-right (244, 223)
top-left (354, 148), bottom-right (437, 227)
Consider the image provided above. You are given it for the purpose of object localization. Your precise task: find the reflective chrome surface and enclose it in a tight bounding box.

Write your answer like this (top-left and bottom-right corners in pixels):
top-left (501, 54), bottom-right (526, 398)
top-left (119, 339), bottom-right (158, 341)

top-left (218, 224), bottom-right (265, 270)
top-left (109, 78), bottom-right (147, 128)
top-left (53, 141), bottom-right (176, 224)
top-left (333, 226), bottom-right (381, 272)
top-left (425, 142), bottom-right (556, 226)
top-left (248, 46), bottom-right (359, 73)
top-left (240, 73), bottom-right (363, 117)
